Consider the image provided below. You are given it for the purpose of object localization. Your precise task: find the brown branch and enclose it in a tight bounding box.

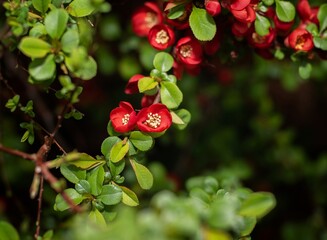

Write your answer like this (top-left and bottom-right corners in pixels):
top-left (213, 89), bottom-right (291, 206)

top-left (0, 143), bottom-right (36, 161)
top-left (34, 175), bottom-right (44, 240)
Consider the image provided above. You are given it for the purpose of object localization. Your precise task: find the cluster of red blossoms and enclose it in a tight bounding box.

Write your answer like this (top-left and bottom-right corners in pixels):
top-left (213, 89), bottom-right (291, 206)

top-left (110, 102), bottom-right (172, 133)
top-left (131, 0), bottom-right (320, 70)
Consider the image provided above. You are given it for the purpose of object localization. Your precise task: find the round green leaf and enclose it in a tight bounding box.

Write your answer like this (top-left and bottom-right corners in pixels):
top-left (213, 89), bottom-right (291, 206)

top-left (160, 81), bottom-right (183, 109)
top-left (101, 136), bottom-right (121, 159)
top-left (130, 159), bottom-right (153, 190)
top-left (171, 109), bottom-right (191, 130)
top-left (254, 14), bottom-right (271, 36)
top-left (153, 52), bottom-right (174, 72)
top-left (32, 0), bottom-right (50, 14)
top-left (121, 186), bottom-right (139, 206)
top-left (44, 8), bottom-right (69, 39)
top-left (276, 1), bottom-right (295, 22)
top-left (75, 180), bottom-right (91, 194)
top-left (60, 164), bottom-right (86, 184)
top-left (61, 29), bottom-right (80, 53)
top-left (88, 208), bottom-right (106, 228)
top-left (129, 131), bottom-right (154, 151)
top-left (318, 4), bottom-right (327, 34)
top-left (238, 192), bottom-right (276, 218)
top-left (18, 37), bottom-right (51, 58)
top-left (97, 184), bottom-right (122, 205)
top-left (67, 0), bottom-right (96, 17)
top-left (88, 166), bottom-right (105, 196)
top-left (189, 6), bottom-right (216, 41)
top-left (110, 141), bottom-right (129, 163)
top-left (54, 188), bottom-right (84, 211)
top-left (299, 62), bottom-right (312, 79)
top-left (29, 54), bottom-right (56, 81)
top-left (313, 36), bottom-right (327, 50)
top-left (138, 77), bottom-right (158, 93)
top-left (0, 221), bottom-right (19, 240)
top-left (29, 23), bottom-right (47, 37)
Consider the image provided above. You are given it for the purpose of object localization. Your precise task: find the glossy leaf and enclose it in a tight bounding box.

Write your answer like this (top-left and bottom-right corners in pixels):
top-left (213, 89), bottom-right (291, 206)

top-left (97, 184), bottom-right (122, 205)
top-left (318, 4), bottom-right (327, 34)
top-left (255, 14), bottom-right (270, 36)
top-left (276, 1), bottom-right (295, 22)
top-left (160, 82), bottom-right (183, 109)
top-left (29, 54), bottom-right (56, 81)
top-left (61, 29), bottom-right (80, 53)
top-left (130, 159), bottom-right (153, 190)
top-left (109, 159), bottom-right (125, 177)
top-left (121, 186), bottom-right (139, 206)
top-left (101, 136), bottom-right (121, 159)
top-left (63, 152), bottom-right (105, 169)
top-left (313, 36), bottom-right (327, 50)
top-left (239, 217), bottom-right (257, 236)
top-left (18, 37), bottom-right (51, 58)
top-left (88, 166), bottom-right (105, 196)
top-left (110, 140), bottom-right (129, 163)
top-left (60, 164), bottom-right (86, 184)
top-left (153, 52), bottom-right (174, 72)
top-left (67, 0), bottom-right (96, 17)
top-left (238, 192), bottom-right (276, 218)
top-left (138, 77), bottom-right (158, 93)
top-left (75, 180), bottom-right (91, 194)
top-left (0, 221), bottom-right (19, 240)
top-left (88, 208), bottom-right (106, 228)
top-left (189, 6), bottom-right (216, 41)
top-left (171, 109), bottom-right (191, 130)
top-left (44, 8), bottom-right (69, 39)
top-left (32, 0), bottom-right (50, 14)
top-left (129, 131), bottom-right (154, 151)
top-left (167, 4), bottom-right (185, 19)
top-left (54, 188), bottom-right (84, 211)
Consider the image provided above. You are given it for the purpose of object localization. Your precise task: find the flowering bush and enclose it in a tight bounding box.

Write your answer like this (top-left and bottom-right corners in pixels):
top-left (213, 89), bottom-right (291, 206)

top-left (0, 0), bottom-right (326, 239)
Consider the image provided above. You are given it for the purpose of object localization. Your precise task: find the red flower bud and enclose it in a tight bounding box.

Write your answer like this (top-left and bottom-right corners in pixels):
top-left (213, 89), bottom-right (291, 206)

top-left (231, 5), bottom-right (256, 23)
top-left (131, 2), bottom-right (163, 37)
top-left (248, 27), bottom-right (276, 49)
top-left (221, 0), bottom-right (251, 11)
top-left (148, 24), bottom-right (175, 50)
top-left (125, 74), bottom-right (144, 94)
top-left (136, 104), bottom-right (172, 133)
top-left (110, 102), bottom-right (137, 133)
top-left (141, 94), bottom-right (157, 108)
top-left (174, 36), bottom-right (203, 66)
top-left (205, 0), bottom-right (221, 17)
top-left (286, 28), bottom-right (314, 52)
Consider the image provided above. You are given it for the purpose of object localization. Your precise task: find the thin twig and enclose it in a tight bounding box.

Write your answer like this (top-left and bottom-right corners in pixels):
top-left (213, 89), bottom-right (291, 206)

top-left (34, 175), bottom-right (44, 240)
top-left (0, 143), bottom-right (36, 161)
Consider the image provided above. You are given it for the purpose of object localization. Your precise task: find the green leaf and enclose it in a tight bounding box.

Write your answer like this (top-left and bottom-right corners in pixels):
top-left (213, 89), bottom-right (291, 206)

top-left (88, 166), bottom-right (105, 196)
top-left (88, 208), bottom-right (106, 228)
top-left (263, 0), bottom-right (274, 6)
top-left (44, 8), bottom-right (69, 39)
top-left (171, 109), bottom-right (191, 130)
top-left (167, 4), bottom-right (185, 20)
top-left (189, 6), bottom-right (216, 41)
top-left (29, 23), bottom-right (47, 37)
top-left (32, 0), bottom-right (50, 14)
top-left (18, 37), bottom-right (51, 58)
top-left (110, 140), bottom-right (129, 163)
top-left (276, 1), bottom-right (295, 22)
top-left (67, 0), bottom-right (96, 17)
top-left (54, 188), bottom-right (84, 211)
top-left (60, 164), bottom-right (86, 184)
top-left (97, 184), bottom-right (122, 205)
top-left (153, 52), bottom-right (174, 72)
top-left (254, 14), bottom-right (271, 36)
top-left (313, 36), bottom-right (327, 50)
top-left (138, 77), bottom-right (158, 93)
top-left (61, 28), bottom-right (80, 53)
top-left (239, 217), bottom-right (257, 236)
top-left (129, 131), bottom-right (154, 151)
top-left (63, 152), bottom-right (105, 169)
top-left (29, 54), bottom-right (56, 81)
top-left (299, 62), bottom-right (312, 79)
top-left (130, 159), bottom-right (153, 190)
top-left (101, 136), bottom-right (121, 159)
top-left (0, 221), bottom-right (19, 240)
top-left (121, 186), bottom-right (139, 206)
top-left (160, 81), bottom-right (183, 109)
top-left (190, 188), bottom-right (211, 204)
top-left (238, 192), bottom-right (276, 218)
top-left (318, 4), bottom-right (327, 34)
top-left (5, 95), bottom-right (20, 112)
top-left (75, 180), bottom-right (91, 194)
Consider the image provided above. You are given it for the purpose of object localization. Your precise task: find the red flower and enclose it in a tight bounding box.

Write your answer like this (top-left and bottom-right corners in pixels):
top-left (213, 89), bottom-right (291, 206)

top-left (221, 0), bottom-right (251, 11)
top-left (248, 27), bottom-right (276, 49)
top-left (136, 104), bottom-right (172, 133)
top-left (297, 0), bottom-right (319, 25)
top-left (110, 102), bottom-right (137, 133)
top-left (286, 28), bottom-right (314, 52)
top-left (148, 24), bottom-right (175, 50)
top-left (141, 94), bottom-right (157, 108)
top-left (131, 2), bottom-right (163, 37)
top-left (174, 36), bottom-right (203, 67)
top-left (125, 74), bottom-right (144, 94)
top-left (205, 0), bottom-right (221, 17)
top-left (230, 5), bottom-right (256, 23)
top-left (274, 15), bottom-right (294, 33)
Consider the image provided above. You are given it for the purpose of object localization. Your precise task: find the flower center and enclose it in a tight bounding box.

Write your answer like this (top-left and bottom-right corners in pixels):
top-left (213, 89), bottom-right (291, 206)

top-left (145, 112), bottom-right (161, 128)
top-left (145, 12), bottom-right (157, 28)
top-left (295, 35), bottom-right (306, 50)
top-left (252, 32), bottom-right (265, 44)
top-left (180, 44), bottom-right (193, 58)
top-left (122, 114), bottom-right (130, 125)
top-left (155, 30), bottom-right (169, 44)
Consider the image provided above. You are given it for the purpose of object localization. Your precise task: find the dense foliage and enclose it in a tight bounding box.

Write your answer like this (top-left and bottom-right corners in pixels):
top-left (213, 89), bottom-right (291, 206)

top-left (0, 0), bottom-right (326, 239)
